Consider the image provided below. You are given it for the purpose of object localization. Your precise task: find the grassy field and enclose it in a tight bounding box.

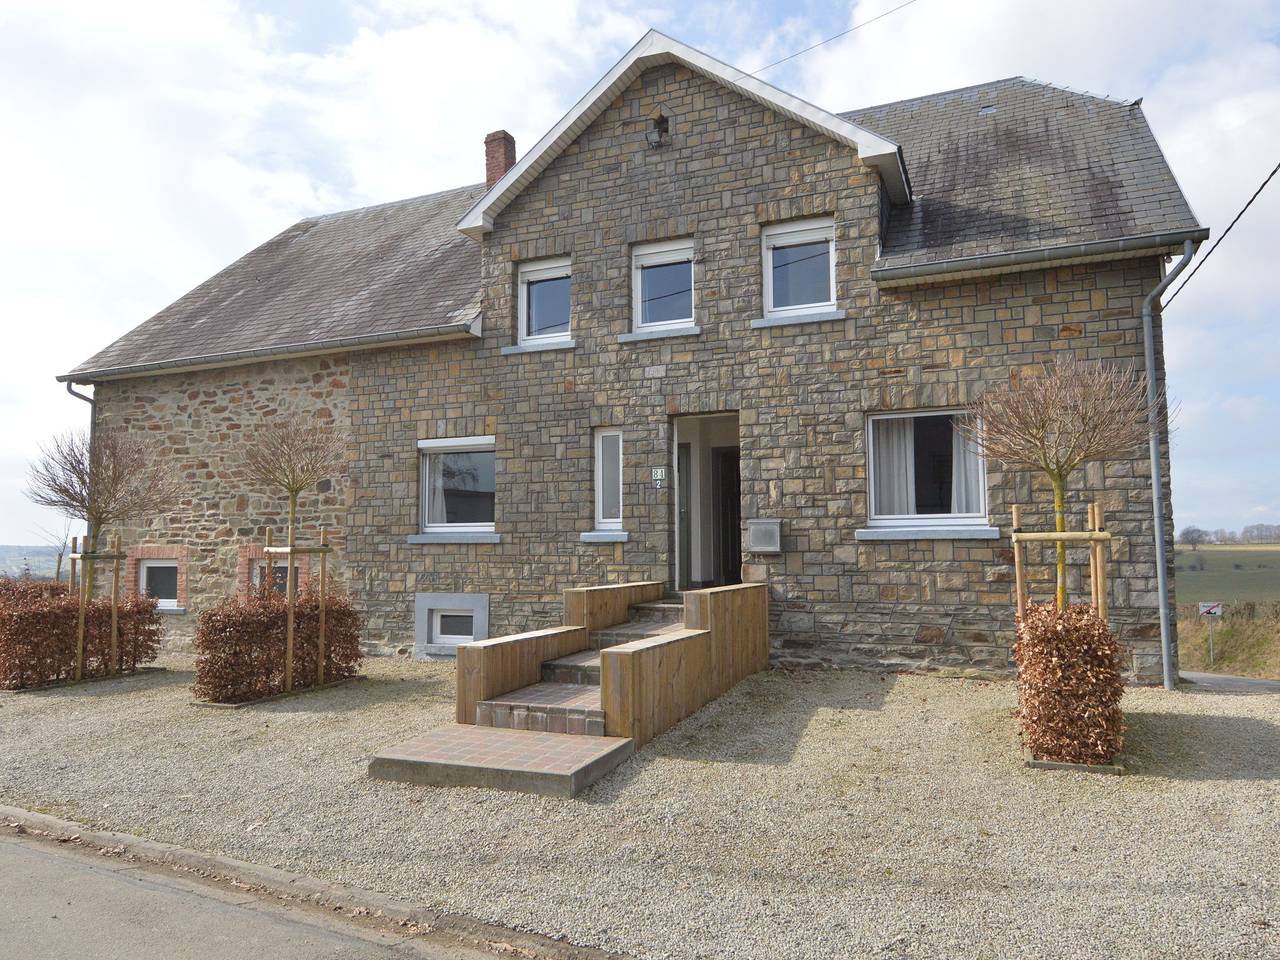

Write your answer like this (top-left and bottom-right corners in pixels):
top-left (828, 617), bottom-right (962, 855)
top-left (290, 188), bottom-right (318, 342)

top-left (1173, 543), bottom-right (1280, 605)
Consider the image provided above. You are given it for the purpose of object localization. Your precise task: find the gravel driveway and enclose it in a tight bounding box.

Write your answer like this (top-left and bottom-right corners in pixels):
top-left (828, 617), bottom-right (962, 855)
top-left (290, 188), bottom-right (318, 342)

top-left (2, 655), bottom-right (1277, 960)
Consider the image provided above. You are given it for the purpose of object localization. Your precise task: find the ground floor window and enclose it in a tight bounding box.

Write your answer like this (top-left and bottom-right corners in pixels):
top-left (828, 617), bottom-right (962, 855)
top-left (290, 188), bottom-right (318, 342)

top-left (594, 428), bottom-right (623, 531)
top-left (869, 411), bottom-right (985, 525)
top-left (138, 560), bottom-right (179, 609)
top-left (432, 609), bottom-right (475, 645)
top-left (250, 561), bottom-right (297, 594)
top-left (418, 436), bottom-right (496, 533)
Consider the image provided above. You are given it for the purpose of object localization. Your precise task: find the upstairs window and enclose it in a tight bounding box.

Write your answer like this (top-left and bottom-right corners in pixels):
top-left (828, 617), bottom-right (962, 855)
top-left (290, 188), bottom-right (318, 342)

top-left (517, 257), bottom-right (571, 344)
top-left (762, 217), bottom-right (835, 320)
top-left (418, 436), bottom-right (497, 533)
top-left (594, 428), bottom-right (623, 531)
top-left (868, 412), bottom-right (985, 526)
top-left (632, 240), bottom-right (694, 329)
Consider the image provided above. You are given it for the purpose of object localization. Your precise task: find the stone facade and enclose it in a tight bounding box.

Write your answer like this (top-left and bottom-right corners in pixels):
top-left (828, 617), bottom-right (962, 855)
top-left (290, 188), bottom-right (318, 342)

top-left (344, 63), bottom-right (1177, 680)
top-left (89, 63), bottom-right (1178, 680)
top-left (93, 356), bottom-right (352, 644)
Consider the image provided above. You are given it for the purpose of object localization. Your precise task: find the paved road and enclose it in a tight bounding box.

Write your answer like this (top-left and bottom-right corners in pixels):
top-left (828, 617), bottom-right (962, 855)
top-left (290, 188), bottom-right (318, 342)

top-left (0, 832), bottom-right (490, 960)
top-left (1181, 671), bottom-right (1280, 694)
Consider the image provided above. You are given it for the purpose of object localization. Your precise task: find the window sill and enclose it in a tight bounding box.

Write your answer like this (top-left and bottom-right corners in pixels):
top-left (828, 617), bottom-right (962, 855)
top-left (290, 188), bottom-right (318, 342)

top-left (415, 643), bottom-right (463, 658)
top-left (617, 323), bottom-right (701, 343)
top-left (580, 530), bottom-right (630, 543)
top-left (407, 532), bottom-right (502, 544)
top-left (501, 338), bottom-right (576, 355)
top-left (854, 526), bottom-right (1000, 541)
top-left (157, 606), bottom-right (187, 615)
top-left (750, 308), bottom-right (846, 329)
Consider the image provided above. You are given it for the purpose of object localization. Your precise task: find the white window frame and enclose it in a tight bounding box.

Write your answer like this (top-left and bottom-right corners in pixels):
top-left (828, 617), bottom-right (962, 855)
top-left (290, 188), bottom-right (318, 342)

top-left (866, 409), bottom-right (987, 528)
top-left (761, 217), bottom-right (836, 320)
top-left (517, 256), bottom-right (572, 345)
top-left (593, 428), bottom-right (623, 531)
top-left (137, 559), bottom-right (179, 610)
top-left (417, 435), bottom-right (497, 534)
top-left (631, 239), bottom-right (695, 330)
top-left (432, 608), bottom-right (476, 645)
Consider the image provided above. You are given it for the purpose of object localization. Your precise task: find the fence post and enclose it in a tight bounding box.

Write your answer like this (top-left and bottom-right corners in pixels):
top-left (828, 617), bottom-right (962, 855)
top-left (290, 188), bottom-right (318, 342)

top-left (1011, 505), bottom-right (1026, 619)
top-left (284, 524), bottom-right (296, 693)
top-left (69, 536), bottom-right (78, 595)
top-left (318, 526), bottom-right (327, 687)
top-left (1096, 504), bottom-right (1109, 621)
top-left (74, 543), bottom-right (90, 683)
top-left (110, 534), bottom-right (121, 673)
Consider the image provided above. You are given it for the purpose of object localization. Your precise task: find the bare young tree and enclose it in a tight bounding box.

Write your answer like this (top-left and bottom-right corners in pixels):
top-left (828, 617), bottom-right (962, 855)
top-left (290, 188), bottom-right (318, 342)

top-left (242, 414), bottom-right (347, 545)
top-left (34, 519), bottom-right (74, 582)
top-left (961, 358), bottom-right (1165, 609)
top-left (26, 429), bottom-right (181, 592)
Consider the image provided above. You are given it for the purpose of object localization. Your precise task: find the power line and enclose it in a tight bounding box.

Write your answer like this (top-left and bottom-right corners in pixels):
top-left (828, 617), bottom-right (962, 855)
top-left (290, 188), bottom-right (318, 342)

top-left (1165, 157), bottom-right (1280, 306)
top-left (748, 0), bottom-right (924, 77)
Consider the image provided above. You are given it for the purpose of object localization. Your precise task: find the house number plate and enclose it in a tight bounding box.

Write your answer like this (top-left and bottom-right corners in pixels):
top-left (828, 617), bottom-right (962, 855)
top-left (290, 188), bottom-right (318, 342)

top-left (652, 467), bottom-right (667, 489)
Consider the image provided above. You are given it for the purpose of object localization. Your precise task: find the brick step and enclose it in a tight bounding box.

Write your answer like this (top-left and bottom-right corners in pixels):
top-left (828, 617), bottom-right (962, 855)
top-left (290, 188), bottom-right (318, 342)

top-left (591, 619), bottom-right (686, 650)
top-left (369, 725), bottom-right (634, 798)
top-left (541, 649), bottom-right (601, 685)
top-left (475, 681), bottom-right (605, 735)
top-left (629, 600), bottom-right (684, 624)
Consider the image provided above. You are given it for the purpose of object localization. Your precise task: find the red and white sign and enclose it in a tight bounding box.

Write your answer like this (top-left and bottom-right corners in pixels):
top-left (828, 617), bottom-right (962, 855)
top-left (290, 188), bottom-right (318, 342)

top-left (1198, 602), bottom-right (1224, 617)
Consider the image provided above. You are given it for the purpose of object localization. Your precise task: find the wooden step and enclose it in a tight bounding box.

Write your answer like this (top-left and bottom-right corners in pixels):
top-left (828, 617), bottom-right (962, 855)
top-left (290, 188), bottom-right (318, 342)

top-left (476, 681), bottom-right (605, 735)
top-left (542, 649), bottom-right (601, 685)
top-left (369, 726), bottom-right (633, 798)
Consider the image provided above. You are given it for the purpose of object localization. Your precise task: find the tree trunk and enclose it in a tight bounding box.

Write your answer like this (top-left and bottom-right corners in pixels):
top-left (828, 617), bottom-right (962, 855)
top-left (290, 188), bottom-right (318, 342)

top-left (1051, 474), bottom-right (1067, 610)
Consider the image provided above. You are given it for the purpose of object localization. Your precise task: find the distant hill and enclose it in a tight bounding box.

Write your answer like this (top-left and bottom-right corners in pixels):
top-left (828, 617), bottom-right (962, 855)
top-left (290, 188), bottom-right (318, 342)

top-left (0, 545), bottom-right (62, 580)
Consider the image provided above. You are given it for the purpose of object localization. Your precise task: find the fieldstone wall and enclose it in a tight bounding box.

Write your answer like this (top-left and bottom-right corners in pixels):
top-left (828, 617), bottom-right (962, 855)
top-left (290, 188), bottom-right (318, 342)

top-left (92, 356), bottom-right (352, 645)
top-left (345, 62), bottom-right (1178, 681)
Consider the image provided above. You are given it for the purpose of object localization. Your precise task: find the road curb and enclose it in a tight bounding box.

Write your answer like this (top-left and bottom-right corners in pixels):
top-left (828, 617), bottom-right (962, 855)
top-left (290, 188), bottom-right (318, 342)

top-left (0, 804), bottom-right (619, 960)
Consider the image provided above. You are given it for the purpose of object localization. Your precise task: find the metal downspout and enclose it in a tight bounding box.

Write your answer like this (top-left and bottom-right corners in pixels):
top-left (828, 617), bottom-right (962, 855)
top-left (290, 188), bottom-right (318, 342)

top-left (1142, 239), bottom-right (1195, 691)
top-left (65, 381), bottom-right (96, 552)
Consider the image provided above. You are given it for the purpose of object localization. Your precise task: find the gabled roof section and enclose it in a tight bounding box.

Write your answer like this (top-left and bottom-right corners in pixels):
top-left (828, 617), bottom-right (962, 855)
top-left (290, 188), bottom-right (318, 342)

top-left (456, 29), bottom-right (912, 239)
top-left (62, 184), bottom-right (485, 382)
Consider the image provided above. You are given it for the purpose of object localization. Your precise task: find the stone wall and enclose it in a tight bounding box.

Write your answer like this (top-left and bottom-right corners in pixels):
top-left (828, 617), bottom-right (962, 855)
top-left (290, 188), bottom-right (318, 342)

top-left (345, 62), bottom-right (1178, 680)
top-left (92, 356), bottom-right (352, 645)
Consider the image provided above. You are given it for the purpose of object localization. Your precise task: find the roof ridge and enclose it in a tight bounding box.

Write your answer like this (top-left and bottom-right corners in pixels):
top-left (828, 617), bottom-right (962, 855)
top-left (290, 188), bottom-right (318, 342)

top-left (310, 181), bottom-right (485, 223)
top-left (841, 75), bottom-right (1137, 116)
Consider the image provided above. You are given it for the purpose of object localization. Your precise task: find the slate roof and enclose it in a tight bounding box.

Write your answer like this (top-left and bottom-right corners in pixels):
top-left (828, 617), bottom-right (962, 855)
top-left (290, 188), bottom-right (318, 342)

top-left (63, 183), bottom-right (485, 380)
top-left (842, 77), bottom-right (1204, 271)
top-left (65, 77), bottom-right (1203, 381)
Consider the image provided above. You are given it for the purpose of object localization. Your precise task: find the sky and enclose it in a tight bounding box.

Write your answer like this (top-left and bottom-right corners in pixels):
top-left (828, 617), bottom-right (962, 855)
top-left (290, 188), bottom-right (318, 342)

top-left (0, 0), bottom-right (1277, 544)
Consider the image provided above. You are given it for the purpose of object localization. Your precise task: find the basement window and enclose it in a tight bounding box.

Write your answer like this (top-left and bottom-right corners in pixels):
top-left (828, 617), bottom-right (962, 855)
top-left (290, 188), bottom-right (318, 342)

top-left (432, 609), bottom-right (475, 645)
top-left (867, 411), bottom-right (986, 526)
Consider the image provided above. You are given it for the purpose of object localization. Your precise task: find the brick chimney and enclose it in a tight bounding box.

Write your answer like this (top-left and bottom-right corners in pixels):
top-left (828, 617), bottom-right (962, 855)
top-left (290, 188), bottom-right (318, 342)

top-left (485, 130), bottom-right (516, 188)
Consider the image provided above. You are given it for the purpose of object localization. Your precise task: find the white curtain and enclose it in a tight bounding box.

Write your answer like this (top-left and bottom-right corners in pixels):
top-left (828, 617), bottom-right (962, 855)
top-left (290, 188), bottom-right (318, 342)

top-left (426, 455), bottom-right (447, 524)
top-left (951, 418), bottom-right (983, 514)
top-left (873, 417), bottom-right (915, 515)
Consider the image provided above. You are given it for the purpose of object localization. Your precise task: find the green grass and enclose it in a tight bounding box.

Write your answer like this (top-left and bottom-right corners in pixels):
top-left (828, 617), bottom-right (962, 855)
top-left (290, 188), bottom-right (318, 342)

top-left (1173, 544), bottom-right (1280, 605)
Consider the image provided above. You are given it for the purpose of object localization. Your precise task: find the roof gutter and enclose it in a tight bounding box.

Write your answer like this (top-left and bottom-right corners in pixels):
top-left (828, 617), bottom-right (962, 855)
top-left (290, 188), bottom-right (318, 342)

top-left (1144, 239), bottom-right (1196, 691)
top-left (871, 228), bottom-right (1210, 286)
top-left (58, 317), bottom-right (480, 384)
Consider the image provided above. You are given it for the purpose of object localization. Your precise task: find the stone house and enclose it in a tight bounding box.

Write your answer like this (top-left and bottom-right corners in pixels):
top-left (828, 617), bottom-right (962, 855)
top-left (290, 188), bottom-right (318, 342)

top-left (61, 32), bottom-right (1206, 681)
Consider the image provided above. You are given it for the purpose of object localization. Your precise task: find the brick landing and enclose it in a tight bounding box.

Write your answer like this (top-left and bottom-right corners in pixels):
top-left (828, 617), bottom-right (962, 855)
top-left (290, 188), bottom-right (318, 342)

top-left (368, 726), bottom-right (634, 798)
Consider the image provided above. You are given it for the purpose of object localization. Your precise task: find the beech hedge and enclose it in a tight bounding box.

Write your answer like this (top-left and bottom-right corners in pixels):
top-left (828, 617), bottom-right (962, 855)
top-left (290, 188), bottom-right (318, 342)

top-left (193, 587), bottom-right (362, 704)
top-left (1015, 601), bottom-right (1125, 765)
top-left (0, 578), bottom-right (162, 690)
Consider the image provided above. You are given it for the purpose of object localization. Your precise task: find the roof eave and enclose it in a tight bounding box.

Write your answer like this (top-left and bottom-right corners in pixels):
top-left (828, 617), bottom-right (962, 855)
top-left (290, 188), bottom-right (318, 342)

top-left (456, 29), bottom-right (910, 240)
top-left (871, 228), bottom-right (1210, 287)
top-left (58, 318), bottom-right (481, 384)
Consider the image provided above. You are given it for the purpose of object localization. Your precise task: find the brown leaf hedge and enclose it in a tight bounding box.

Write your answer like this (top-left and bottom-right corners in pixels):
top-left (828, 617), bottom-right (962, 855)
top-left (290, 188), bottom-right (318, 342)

top-left (193, 586), bottom-right (362, 704)
top-left (0, 578), bottom-right (161, 690)
top-left (1015, 601), bottom-right (1125, 764)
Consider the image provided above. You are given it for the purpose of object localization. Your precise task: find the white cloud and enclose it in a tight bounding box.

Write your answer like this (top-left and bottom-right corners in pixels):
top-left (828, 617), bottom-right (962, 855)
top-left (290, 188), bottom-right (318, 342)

top-left (0, 0), bottom-right (1275, 542)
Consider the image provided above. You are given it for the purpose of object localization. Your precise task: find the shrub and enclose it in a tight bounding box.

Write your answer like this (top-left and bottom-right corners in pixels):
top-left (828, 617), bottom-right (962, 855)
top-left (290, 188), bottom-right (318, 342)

top-left (0, 577), bottom-right (161, 690)
top-left (1014, 602), bottom-right (1125, 765)
top-left (192, 587), bottom-right (362, 704)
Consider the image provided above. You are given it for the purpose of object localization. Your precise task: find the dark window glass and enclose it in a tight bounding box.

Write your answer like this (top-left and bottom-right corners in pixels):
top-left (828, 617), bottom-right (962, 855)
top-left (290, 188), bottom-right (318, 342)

top-left (771, 239), bottom-right (831, 308)
top-left (427, 451), bottom-right (496, 525)
top-left (639, 260), bottom-right (692, 325)
top-left (437, 613), bottom-right (473, 638)
top-left (143, 564), bottom-right (178, 601)
top-left (912, 415), bottom-right (954, 515)
top-left (526, 275), bottom-right (570, 337)
top-left (256, 563), bottom-right (292, 594)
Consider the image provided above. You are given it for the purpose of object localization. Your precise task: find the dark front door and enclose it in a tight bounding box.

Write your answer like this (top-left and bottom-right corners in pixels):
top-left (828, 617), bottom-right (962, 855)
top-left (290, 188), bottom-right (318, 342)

top-left (712, 446), bottom-right (742, 586)
top-left (677, 443), bottom-right (692, 590)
